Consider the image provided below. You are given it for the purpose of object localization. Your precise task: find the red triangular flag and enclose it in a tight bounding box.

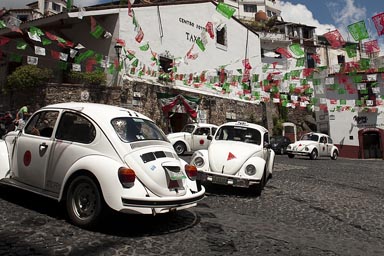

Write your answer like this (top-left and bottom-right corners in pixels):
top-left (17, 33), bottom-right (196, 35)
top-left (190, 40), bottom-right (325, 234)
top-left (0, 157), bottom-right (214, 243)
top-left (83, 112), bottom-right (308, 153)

top-left (227, 152), bottom-right (236, 161)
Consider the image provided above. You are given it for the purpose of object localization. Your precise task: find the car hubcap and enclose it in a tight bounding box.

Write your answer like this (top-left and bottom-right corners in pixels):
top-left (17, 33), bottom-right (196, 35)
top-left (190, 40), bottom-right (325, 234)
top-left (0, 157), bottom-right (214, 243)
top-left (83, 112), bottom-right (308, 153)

top-left (73, 183), bottom-right (96, 219)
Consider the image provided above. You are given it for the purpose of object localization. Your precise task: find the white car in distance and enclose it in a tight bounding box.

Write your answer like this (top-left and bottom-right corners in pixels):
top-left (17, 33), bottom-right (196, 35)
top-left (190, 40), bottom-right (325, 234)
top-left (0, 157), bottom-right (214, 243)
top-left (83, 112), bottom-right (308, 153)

top-left (167, 123), bottom-right (218, 155)
top-left (286, 132), bottom-right (339, 160)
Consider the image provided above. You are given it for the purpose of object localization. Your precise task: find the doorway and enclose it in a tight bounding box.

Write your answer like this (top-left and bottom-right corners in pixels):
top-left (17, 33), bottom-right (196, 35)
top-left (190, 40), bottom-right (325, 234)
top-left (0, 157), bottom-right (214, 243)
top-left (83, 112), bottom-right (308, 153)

top-left (168, 112), bottom-right (188, 133)
top-left (362, 131), bottom-right (382, 159)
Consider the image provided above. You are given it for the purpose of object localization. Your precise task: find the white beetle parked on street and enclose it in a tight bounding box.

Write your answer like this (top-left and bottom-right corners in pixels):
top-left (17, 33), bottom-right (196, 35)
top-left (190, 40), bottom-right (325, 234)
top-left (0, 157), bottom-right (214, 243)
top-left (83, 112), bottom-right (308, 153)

top-left (190, 121), bottom-right (275, 195)
top-left (0, 102), bottom-right (205, 228)
top-left (167, 123), bottom-right (218, 155)
top-left (286, 132), bottom-right (339, 160)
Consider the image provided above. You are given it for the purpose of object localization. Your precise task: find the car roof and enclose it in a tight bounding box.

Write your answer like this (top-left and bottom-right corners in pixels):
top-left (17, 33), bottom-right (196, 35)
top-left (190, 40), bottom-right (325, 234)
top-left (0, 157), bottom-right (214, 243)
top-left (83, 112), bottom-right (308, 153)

top-left (187, 123), bottom-right (218, 128)
top-left (219, 121), bottom-right (268, 133)
top-left (41, 102), bottom-right (152, 123)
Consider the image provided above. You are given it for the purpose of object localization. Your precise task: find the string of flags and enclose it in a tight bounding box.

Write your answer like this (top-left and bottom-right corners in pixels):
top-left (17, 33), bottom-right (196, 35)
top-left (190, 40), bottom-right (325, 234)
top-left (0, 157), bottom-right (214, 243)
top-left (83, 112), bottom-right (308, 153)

top-left (0, 3), bottom-right (383, 114)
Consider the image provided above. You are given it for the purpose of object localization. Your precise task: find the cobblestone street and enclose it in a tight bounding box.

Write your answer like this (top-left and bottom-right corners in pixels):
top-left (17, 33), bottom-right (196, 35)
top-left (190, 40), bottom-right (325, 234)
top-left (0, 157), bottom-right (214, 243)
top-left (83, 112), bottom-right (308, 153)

top-left (0, 155), bottom-right (383, 256)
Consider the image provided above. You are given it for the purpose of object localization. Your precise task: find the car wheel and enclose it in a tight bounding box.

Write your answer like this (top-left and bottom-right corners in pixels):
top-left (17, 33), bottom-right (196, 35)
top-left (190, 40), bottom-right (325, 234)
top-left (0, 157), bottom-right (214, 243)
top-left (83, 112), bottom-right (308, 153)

top-left (331, 150), bottom-right (338, 160)
top-left (288, 154), bottom-right (294, 158)
top-left (254, 168), bottom-right (266, 196)
top-left (66, 175), bottom-right (105, 229)
top-left (310, 149), bottom-right (318, 160)
top-left (174, 141), bottom-right (186, 155)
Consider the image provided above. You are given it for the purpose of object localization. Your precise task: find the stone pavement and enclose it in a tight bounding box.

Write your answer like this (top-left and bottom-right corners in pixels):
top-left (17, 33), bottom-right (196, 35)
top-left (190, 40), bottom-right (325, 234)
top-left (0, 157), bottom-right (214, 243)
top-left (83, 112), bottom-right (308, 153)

top-left (0, 156), bottom-right (383, 255)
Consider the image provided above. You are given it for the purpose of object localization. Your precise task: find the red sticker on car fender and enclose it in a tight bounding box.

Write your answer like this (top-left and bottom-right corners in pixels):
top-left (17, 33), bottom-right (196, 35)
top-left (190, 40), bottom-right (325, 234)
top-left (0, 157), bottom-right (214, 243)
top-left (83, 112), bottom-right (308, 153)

top-left (24, 151), bottom-right (31, 166)
top-left (199, 139), bottom-right (204, 145)
top-left (227, 152), bottom-right (236, 161)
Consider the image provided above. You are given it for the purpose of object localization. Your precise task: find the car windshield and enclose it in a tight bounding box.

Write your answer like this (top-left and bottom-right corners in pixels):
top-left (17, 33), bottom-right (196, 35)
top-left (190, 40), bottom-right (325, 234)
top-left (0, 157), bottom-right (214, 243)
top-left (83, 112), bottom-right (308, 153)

top-left (111, 117), bottom-right (168, 143)
top-left (270, 137), bottom-right (283, 143)
top-left (181, 124), bottom-right (195, 133)
top-left (300, 133), bottom-right (319, 142)
top-left (215, 126), bottom-right (261, 145)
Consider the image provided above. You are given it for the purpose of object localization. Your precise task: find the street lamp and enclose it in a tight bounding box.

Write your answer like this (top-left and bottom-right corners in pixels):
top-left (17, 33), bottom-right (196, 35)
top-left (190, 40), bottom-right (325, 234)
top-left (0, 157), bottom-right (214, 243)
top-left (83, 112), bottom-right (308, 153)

top-left (114, 44), bottom-right (122, 87)
top-left (114, 44), bottom-right (122, 62)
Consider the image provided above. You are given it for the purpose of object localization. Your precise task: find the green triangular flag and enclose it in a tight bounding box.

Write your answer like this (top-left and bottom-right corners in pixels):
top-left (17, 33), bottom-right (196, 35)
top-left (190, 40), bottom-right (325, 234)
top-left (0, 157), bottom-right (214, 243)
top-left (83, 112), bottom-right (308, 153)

top-left (196, 38), bottom-right (205, 51)
top-left (16, 41), bottom-right (27, 50)
top-left (289, 44), bottom-right (304, 56)
top-left (345, 44), bottom-right (357, 58)
top-left (139, 42), bottom-right (149, 51)
top-left (10, 53), bottom-right (22, 62)
top-left (42, 37), bottom-right (52, 46)
top-left (90, 25), bottom-right (105, 39)
top-left (347, 20), bottom-right (369, 41)
top-left (75, 50), bottom-right (94, 63)
top-left (0, 20), bottom-right (6, 29)
top-left (58, 61), bottom-right (68, 70)
top-left (131, 58), bottom-right (139, 67)
top-left (29, 26), bottom-right (44, 36)
top-left (216, 3), bottom-right (236, 19)
top-left (296, 58), bottom-right (305, 67)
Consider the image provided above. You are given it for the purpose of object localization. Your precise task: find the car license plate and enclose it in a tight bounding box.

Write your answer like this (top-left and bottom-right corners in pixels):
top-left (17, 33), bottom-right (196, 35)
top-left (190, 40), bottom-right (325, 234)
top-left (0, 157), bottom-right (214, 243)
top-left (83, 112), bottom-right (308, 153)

top-left (212, 176), bottom-right (228, 185)
top-left (167, 170), bottom-right (186, 180)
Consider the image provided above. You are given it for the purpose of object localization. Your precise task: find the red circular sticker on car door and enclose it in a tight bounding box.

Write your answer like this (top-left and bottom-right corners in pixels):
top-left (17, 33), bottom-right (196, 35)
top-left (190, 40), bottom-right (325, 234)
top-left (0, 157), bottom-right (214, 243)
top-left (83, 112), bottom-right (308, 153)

top-left (24, 151), bottom-right (32, 166)
top-left (199, 139), bottom-right (205, 145)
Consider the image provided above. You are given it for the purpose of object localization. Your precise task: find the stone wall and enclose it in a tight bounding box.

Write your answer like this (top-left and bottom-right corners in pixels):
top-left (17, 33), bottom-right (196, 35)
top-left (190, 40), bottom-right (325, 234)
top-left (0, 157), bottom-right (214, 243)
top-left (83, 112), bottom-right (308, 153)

top-left (0, 81), bottom-right (272, 133)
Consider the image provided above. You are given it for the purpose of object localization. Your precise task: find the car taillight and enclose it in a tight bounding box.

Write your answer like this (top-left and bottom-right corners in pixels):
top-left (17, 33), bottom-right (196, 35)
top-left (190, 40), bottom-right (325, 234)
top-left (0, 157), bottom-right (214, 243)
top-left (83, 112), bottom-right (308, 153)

top-left (185, 164), bottom-right (197, 181)
top-left (118, 167), bottom-right (135, 188)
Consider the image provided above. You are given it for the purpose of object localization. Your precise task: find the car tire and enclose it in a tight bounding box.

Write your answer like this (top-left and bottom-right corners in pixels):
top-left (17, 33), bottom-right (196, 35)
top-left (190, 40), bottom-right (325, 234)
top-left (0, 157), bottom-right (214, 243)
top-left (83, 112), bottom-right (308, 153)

top-left (331, 150), bottom-right (338, 160)
top-left (174, 141), bottom-right (186, 155)
top-left (288, 154), bottom-right (294, 158)
top-left (66, 175), bottom-right (105, 229)
top-left (310, 149), bottom-right (318, 160)
top-left (254, 168), bottom-right (266, 196)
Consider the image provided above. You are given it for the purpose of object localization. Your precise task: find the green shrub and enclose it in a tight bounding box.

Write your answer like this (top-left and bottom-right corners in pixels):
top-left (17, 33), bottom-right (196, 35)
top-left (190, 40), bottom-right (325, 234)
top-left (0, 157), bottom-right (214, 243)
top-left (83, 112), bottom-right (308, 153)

top-left (6, 65), bottom-right (53, 91)
top-left (67, 70), bottom-right (106, 85)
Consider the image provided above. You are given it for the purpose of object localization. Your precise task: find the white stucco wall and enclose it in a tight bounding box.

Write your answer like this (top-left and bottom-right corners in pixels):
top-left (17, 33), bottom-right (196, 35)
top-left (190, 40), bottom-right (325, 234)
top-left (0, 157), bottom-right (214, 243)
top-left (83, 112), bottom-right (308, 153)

top-left (329, 110), bottom-right (384, 147)
top-left (118, 2), bottom-right (261, 76)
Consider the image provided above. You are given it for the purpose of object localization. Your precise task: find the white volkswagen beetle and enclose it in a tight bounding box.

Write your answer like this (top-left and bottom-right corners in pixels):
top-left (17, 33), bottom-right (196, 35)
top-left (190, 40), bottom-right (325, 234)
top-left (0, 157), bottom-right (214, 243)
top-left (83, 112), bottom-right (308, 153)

top-left (167, 123), bottom-right (218, 155)
top-left (286, 132), bottom-right (339, 160)
top-left (190, 121), bottom-right (275, 195)
top-left (0, 102), bottom-right (205, 228)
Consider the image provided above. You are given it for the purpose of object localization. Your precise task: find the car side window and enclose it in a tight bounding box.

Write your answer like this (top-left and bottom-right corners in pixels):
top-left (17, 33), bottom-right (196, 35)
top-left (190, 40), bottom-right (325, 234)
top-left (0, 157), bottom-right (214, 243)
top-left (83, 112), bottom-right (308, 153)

top-left (320, 136), bottom-right (327, 143)
top-left (195, 127), bottom-right (210, 136)
top-left (263, 132), bottom-right (269, 146)
top-left (328, 137), bottom-right (333, 144)
top-left (55, 112), bottom-right (96, 144)
top-left (25, 111), bottom-right (58, 138)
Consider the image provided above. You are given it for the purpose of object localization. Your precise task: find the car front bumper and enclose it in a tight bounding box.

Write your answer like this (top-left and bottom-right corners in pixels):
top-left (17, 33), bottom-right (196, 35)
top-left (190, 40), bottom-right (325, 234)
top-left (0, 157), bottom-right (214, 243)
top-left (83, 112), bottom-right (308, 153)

top-left (286, 150), bottom-right (310, 156)
top-left (197, 171), bottom-right (260, 188)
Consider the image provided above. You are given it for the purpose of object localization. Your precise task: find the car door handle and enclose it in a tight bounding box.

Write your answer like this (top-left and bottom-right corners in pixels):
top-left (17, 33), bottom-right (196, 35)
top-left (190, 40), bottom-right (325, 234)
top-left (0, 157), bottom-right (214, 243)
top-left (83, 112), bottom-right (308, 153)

top-left (40, 142), bottom-right (48, 150)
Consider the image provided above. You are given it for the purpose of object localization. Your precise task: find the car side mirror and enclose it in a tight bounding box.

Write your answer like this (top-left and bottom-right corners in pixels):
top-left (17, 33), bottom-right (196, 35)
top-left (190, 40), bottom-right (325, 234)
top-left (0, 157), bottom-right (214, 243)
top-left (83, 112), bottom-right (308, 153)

top-left (264, 142), bottom-right (271, 149)
top-left (207, 135), bottom-right (212, 140)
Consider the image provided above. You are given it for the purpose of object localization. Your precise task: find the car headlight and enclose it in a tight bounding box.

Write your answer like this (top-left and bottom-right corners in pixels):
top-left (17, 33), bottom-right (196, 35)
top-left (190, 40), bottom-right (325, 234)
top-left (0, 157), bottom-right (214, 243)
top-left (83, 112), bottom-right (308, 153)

top-left (245, 164), bottom-right (256, 176)
top-left (304, 146), bottom-right (309, 151)
top-left (194, 157), bottom-right (205, 167)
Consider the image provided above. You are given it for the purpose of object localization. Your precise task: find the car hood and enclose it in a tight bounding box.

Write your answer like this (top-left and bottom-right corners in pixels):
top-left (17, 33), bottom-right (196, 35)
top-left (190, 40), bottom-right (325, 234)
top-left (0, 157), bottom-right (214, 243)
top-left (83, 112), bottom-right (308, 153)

top-left (290, 140), bottom-right (317, 148)
top-left (124, 145), bottom-right (187, 197)
top-left (208, 141), bottom-right (261, 175)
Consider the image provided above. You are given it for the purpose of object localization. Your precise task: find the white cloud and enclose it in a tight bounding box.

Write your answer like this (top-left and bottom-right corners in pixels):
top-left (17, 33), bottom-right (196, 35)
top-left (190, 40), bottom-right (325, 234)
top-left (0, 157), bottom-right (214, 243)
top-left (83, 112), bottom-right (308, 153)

top-left (277, 1), bottom-right (336, 35)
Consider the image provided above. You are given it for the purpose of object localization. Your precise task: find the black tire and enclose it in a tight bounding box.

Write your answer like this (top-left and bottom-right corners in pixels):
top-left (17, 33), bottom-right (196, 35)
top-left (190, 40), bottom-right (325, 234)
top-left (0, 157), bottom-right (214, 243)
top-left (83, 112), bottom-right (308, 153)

top-left (288, 154), bottom-right (294, 158)
top-left (174, 141), bottom-right (186, 155)
top-left (310, 149), bottom-right (318, 160)
top-left (66, 175), bottom-right (105, 229)
top-left (331, 150), bottom-right (338, 160)
top-left (254, 169), bottom-right (266, 196)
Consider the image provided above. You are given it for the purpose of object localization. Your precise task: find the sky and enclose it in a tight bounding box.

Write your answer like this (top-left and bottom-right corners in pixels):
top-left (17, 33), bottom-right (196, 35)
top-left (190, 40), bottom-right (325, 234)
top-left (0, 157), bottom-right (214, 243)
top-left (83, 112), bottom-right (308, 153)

top-left (1, 0), bottom-right (383, 47)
